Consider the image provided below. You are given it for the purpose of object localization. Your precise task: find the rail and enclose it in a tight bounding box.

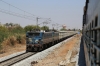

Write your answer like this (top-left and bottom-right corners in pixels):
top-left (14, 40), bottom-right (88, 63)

top-left (0, 52), bottom-right (36, 66)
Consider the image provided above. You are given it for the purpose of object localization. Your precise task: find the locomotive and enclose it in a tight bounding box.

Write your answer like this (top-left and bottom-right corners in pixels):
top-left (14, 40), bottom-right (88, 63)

top-left (26, 31), bottom-right (76, 52)
top-left (26, 31), bottom-right (59, 52)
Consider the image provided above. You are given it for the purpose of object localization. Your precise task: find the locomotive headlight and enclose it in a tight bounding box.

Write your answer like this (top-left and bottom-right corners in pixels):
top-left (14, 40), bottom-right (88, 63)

top-left (35, 39), bottom-right (39, 43)
top-left (28, 38), bottom-right (32, 42)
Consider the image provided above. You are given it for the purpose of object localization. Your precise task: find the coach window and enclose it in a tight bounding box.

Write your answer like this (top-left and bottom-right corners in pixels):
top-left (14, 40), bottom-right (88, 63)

top-left (47, 34), bottom-right (48, 38)
top-left (95, 16), bottom-right (98, 27)
top-left (89, 24), bottom-right (90, 30)
top-left (92, 20), bottom-right (93, 28)
top-left (92, 31), bottom-right (93, 39)
top-left (90, 23), bottom-right (91, 30)
top-left (94, 30), bottom-right (97, 44)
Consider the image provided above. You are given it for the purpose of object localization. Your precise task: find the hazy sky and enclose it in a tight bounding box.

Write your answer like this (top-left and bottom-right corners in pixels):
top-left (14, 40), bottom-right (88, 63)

top-left (0, 0), bottom-right (85, 29)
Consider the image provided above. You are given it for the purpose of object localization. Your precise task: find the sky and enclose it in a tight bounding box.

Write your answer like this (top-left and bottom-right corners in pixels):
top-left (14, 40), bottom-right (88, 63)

top-left (0, 0), bottom-right (86, 29)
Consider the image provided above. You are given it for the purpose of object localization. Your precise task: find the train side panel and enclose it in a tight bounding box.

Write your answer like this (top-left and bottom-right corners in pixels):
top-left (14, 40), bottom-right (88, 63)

top-left (83, 0), bottom-right (100, 66)
top-left (59, 31), bottom-right (77, 40)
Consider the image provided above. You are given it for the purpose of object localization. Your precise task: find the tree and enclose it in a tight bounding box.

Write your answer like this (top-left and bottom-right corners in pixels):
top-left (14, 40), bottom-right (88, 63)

top-left (9, 23), bottom-right (13, 27)
top-left (41, 26), bottom-right (49, 31)
top-left (60, 28), bottom-right (67, 31)
top-left (5, 23), bottom-right (9, 27)
top-left (24, 25), bottom-right (40, 32)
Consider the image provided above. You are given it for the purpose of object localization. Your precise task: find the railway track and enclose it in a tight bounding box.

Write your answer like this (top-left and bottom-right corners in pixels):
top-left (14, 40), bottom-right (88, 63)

top-left (0, 52), bottom-right (36, 66)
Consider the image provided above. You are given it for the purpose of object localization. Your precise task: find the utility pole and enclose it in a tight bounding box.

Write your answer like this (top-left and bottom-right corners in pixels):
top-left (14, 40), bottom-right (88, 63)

top-left (56, 23), bottom-right (59, 31)
top-left (52, 24), bottom-right (55, 30)
top-left (43, 21), bottom-right (49, 30)
top-left (36, 17), bottom-right (51, 30)
top-left (36, 17), bottom-right (39, 29)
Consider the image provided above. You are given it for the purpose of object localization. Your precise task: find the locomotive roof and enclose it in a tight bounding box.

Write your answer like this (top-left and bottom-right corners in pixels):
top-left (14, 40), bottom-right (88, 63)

top-left (27, 31), bottom-right (59, 33)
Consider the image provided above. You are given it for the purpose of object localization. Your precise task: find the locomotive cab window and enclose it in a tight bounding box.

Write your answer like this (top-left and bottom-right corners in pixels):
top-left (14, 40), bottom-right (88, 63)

top-left (33, 33), bottom-right (40, 37)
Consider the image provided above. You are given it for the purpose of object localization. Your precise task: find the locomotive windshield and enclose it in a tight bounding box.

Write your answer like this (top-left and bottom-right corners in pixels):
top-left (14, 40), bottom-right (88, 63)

top-left (27, 33), bottom-right (40, 37)
top-left (33, 33), bottom-right (40, 37)
top-left (26, 32), bottom-right (43, 44)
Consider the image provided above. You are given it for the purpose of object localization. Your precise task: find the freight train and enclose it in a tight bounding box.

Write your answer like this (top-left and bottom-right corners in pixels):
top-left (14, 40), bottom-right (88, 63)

top-left (26, 31), bottom-right (76, 52)
top-left (83, 0), bottom-right (100, 66)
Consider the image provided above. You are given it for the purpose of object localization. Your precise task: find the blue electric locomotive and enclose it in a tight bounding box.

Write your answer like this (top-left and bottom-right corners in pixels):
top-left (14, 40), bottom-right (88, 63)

top-left (26, 31), bottom-right (59, 52)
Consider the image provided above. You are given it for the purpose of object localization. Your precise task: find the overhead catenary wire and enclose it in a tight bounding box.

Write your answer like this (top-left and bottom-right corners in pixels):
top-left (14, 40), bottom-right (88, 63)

top-left (0, 0), bottom-right (39, 21)
top-left (0, 0), bottom-right (52, 23)
top-left (0, 0), bottom-right (35, 17)
top-left (0, 0), bottom-right (60, 28)
top-left (0, 8), bottom-right (36, 21)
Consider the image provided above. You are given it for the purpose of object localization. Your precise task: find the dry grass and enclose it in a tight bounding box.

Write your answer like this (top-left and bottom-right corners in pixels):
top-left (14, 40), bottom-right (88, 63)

top-left (3, 36), bottom-right (16, 46)
top-left (0, 35), bottom-right (26, 54)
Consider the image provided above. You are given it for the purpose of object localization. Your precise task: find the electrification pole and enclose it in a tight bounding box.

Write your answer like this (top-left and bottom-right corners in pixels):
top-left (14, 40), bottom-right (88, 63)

top-left (36, 17), bottom-right (39, 29)
top-left (52, 24), bottom-right (55, 30)
top-left (36, 17), bottom-right (51, 31)
top-left (56, 23), bottom-right (59, 31)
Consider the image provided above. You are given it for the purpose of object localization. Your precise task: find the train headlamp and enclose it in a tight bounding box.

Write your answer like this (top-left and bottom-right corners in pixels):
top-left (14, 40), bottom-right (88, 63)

top-left (35, 39), bottom-right (39, 43)
top-left (28, 38), bottom-right (32, 42)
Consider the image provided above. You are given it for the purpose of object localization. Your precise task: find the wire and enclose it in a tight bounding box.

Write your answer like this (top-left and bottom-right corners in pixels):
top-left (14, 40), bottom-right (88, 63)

top-left (0, 8), bottom-right (35, 21)
top-left (0, 0), bottom-right (52, 25)
top-left (0, 0), bottom-right (35, 17)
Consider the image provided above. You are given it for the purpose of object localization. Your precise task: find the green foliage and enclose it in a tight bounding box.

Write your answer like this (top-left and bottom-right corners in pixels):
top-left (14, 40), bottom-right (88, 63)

top-left (24, 25), bottom-right (34, 32)
top-left (0, 26), bottom-right (8, 32)
top-left (0, 26), bottom-right (8, 50)
top-left (24, 25), bottom-right (40, 32)
top-left (0, 25), bottom-right (25, 46)
top-left (0, 31), bottom-right (8, 50)
top-left (0, 44), bottom-right (2, 51)
top-left (0, 31), bottom-right (8, 43)
top-left (0, 24), bottom-right (25, 51)
top-left (11, 26), bottom-right (25, 34)
top-left (60, 28), bottom-right (67, 31)
top-left (41, 26), bottom-right (49, 31)
top-left (79, 30), bottom-right (82, 33)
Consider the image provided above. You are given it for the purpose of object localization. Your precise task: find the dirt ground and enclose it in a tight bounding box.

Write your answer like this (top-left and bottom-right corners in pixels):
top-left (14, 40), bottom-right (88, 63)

top-left (31, 34), bottom-right (81, 66)
top-left (0, 44), bottom-right (26, 58)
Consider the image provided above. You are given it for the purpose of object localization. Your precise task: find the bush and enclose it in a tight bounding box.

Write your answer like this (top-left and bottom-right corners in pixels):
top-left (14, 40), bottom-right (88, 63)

top-left (0, 43), bottom-right (2, 51)
top-left (16, 35), bottom-right (22, 43)
top-left (0, 31), bottom-right (8, 44)
top-left (9, 36), bottom-right (16, 46)
top-left (0, 25), bottom-right (26, 53)
top-left (2, 36), bottom-right (17, 46)
top-left (0, 26), bottom-right (8, 32)
top-left (11, 26), bottom-right (25, 34)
